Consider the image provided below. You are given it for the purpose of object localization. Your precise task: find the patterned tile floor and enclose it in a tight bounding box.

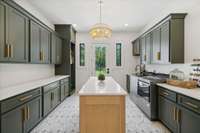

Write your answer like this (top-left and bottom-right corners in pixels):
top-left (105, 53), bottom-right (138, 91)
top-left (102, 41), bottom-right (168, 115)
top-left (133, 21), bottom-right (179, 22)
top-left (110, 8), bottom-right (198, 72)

top-left (31, 95), bottom-right (170, 133)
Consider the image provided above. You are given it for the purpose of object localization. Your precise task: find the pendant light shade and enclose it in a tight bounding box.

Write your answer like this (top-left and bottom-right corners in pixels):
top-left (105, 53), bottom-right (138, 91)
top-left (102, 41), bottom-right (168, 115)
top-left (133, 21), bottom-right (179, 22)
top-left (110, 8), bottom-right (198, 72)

top-left (89, 0), bottom-right (112, 39)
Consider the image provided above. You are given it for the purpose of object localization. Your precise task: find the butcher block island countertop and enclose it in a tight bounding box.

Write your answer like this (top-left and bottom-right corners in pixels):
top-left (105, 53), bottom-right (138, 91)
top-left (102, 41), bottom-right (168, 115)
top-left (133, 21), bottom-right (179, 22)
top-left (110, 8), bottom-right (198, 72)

top-left (78, 77), bottom-right (127, 133)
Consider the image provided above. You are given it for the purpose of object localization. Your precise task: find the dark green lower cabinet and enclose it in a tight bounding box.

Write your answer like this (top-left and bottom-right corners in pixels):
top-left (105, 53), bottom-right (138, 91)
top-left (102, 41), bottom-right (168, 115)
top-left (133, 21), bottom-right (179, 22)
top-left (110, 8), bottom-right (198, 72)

top-left (43, 87), bottom-right (60, 116)
top-left (1, 96), bottom-right (42, 133)
top-left (24, 97), bottom-right (42, 133)
top-left (1, 105), bottom-right (25, 133)
top-left (159, 96), bottom-right (178, 133)
top-left (61, 82), bottom-right (69, 101)
top-left (178, 107), bottom-right (200, 133)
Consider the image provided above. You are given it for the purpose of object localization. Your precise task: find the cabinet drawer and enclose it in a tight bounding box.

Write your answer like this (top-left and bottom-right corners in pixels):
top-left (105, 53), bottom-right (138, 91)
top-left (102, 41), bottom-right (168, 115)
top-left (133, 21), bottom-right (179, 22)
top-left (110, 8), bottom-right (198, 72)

top-left (159, 87), bottom-right (177, 102)
top-left (1, 88), bottom-right (41, 114)
top-left (178, 95), bottom-right (200, 114)
top-left (61, 78), bottom-right (69, 84)
top-left (43, 81), bottom-right (59, 93)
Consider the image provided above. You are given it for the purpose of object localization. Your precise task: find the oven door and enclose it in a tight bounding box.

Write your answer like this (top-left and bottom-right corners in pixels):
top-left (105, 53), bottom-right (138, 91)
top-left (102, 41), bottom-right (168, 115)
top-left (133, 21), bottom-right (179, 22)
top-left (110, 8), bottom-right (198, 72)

top-left (137, 80), bottom-right (150, 102)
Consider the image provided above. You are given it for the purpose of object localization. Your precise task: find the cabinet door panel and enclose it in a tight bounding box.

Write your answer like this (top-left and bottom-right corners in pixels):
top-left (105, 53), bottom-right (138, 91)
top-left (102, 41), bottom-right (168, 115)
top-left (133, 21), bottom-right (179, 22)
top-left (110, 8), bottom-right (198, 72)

top-left (140, 37), bottom-right (146, 64)
top-left (1, 105), bottom-right (25, 133)
top-left (0, 3), bottom-right (7, 61)
top-left (52, 87), bottom-right (60, 108)
top-left (43, 91), bottom-right (52, 116)
top-left (51, 34), bottom-right (56, 64)
top-left (179, 107), bottom-right (200, 133)
top-left (41, 28), bottom-right (50, 63)
top-left (7, 7), bottom-right (29, 62)
top-left (159, 96), bottom-right (178, 133)
top-left (152, 28), bottom-right (161, 64)
top-left (56, 37), bottom-right (62, 64)
top-left (145, 33), bottom-right (152, 64)
top-left (161, 21), bottom-right (170, 64)
top-left (30, 21), bottom-right (40, 63)
top-left (24, 97), bottom-right (42, 133)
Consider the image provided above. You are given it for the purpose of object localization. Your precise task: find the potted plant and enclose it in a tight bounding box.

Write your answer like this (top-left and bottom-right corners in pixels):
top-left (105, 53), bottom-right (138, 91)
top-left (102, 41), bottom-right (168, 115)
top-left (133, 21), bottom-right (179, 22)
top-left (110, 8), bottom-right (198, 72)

top-left (98, 73), bottom-right (105, 83)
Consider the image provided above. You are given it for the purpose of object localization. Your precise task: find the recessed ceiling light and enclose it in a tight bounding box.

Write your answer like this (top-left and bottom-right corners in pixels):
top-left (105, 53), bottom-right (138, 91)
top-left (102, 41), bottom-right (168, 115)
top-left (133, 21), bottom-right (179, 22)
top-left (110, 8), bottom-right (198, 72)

top-left (72, 24), bottom-right (77, 27)
top-left (124, 24), bottom-right (128, 27)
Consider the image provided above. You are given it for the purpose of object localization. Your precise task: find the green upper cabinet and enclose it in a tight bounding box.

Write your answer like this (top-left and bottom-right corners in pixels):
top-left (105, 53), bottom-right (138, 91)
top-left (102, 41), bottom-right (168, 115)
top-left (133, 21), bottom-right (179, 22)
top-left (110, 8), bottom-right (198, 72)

top-left (140, 36), bottom-right (146, 64)
top-left (132, 39), bottom-right (140, 56)
top-left (51, 33), bottom-right (62, 64)
top-left (137, 14), bottom-right (186, 64)
top-left (145, 33), bottom-right (152, 64)
top-left (30, 20), bottom-right (50, 64)
top-left (152, 27), bottom-right (161, 64)
top-left (0, 2), bottom-right (29, 63)
top-left (30, 21), bottom-right (40, 63)
top-left (40, 28), bottom-right (50, 63)
top-left (0, 2), bottom-right (6, 61)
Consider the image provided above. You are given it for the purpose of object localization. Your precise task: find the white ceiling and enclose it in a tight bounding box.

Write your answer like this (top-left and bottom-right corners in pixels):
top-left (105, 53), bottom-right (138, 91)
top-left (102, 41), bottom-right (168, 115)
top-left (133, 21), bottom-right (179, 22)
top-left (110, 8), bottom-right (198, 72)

top-left (26, 0), bottom-right (199, 32)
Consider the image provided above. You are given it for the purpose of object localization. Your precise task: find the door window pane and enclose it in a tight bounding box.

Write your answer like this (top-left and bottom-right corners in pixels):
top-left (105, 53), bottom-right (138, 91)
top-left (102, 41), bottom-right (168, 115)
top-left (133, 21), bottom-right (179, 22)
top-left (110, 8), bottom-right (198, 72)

top-left (95, 45), bottom-right (106, 76)
top-left (116, 43), bottom-right (122, 66)
top-left (80, 43), bottom-right (85, 66)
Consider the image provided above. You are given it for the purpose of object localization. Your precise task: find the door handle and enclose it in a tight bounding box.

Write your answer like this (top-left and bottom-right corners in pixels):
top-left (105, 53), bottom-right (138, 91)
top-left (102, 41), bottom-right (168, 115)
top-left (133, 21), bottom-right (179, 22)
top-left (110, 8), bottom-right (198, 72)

top-left (4, 45), bottom-right (9, 57)
top-left (9, 45), bottom-right (13, 58)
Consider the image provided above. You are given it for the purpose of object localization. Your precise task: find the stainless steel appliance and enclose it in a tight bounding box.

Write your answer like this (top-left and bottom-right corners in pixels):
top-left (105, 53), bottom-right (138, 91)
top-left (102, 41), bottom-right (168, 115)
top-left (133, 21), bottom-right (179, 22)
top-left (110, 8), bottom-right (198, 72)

top-left (136, 75), bottom-right (167, 120)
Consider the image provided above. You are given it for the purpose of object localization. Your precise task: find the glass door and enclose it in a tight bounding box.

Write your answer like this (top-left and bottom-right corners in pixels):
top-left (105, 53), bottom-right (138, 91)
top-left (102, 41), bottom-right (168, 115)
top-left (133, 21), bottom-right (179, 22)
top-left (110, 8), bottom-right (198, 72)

top-left (95, 44), bottom-right (106, 76)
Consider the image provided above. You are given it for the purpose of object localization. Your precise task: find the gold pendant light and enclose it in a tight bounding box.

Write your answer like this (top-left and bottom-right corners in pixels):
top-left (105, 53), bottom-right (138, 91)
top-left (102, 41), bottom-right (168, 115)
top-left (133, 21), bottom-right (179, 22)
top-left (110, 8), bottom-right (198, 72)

top-left (89, 0), bottom-right (112, 39)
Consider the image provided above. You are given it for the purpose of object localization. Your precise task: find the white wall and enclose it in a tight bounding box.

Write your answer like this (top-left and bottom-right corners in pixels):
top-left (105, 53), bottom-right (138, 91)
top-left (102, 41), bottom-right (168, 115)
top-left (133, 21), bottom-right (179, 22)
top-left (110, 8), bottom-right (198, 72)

top-left (0, 64), bottom-right (55, 88)
top-left (139, 1), bottom-right (200, 75)
top-left (13, 0), bottom-right (54, 30)
top-left (76, 32), bottom-right (140, 91)
top-left (0, 1), bottom-right (55, 89)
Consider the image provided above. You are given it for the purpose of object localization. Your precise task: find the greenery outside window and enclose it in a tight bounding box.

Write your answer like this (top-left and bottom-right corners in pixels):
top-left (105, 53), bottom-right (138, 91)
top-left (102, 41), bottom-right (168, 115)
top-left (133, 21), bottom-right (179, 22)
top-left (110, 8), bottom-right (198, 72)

top-left (80, 43), bottom-right (85, 66)
top-left (116, 43), bottom-right (122, 66)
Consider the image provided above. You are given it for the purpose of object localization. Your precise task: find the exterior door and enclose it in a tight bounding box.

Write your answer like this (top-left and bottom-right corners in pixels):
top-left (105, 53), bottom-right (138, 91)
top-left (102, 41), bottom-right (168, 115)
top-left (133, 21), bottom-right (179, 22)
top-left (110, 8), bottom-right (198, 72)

top-left (91, 43), bottom-right (110, 76)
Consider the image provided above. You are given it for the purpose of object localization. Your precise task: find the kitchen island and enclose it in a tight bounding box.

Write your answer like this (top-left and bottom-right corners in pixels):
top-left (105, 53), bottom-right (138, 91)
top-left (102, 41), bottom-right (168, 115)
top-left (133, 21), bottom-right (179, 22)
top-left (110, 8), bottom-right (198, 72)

top-left (78, 77), bottom-right (127, 133)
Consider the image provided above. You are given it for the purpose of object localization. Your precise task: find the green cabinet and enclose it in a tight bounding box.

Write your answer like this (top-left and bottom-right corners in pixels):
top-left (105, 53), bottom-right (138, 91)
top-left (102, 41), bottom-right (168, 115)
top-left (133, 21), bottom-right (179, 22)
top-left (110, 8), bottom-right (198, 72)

top-left (30, 20), bottom-right (50, 64)
top-left (24, 97), bottom-right (42, 133)
top-left (159, 96), bottom-right (178, 133)
top-left (43, 82), bottom-right (61, 116)
top-left (61, 81), bottom-right (69, 101)
top-left (51, 34), bottom-right (62, 64)
top-left (159, 87), bottom-right (200, 133)
top-left (1, 104), bottom-right (25, 133)
top-left (136, 14), bottom-right (186, 65)
top-left (178, 106), bottom-right (200, 133)
top-left (1, 96), bottom-right (42, 133)
top-left (0, 3), bottom-right (6, 61)
top-left (0, 2), bottom-right (29, 62)
top-left (132, 39), bottom-right (140, 56)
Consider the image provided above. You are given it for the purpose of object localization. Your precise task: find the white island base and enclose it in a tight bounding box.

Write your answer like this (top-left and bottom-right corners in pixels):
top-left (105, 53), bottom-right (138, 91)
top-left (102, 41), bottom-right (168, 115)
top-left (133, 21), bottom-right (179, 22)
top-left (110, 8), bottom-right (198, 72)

top-left (79, 77), bottom-right (127, 133)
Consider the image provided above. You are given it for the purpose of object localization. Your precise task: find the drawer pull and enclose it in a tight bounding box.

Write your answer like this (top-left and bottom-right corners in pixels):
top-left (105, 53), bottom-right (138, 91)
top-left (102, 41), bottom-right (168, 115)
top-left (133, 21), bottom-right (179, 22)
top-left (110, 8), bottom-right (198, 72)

top-left (184, 102), bottom-right (199, 109)
top-left (19, 95), bottom-right (33, 102)
top-left (160, 92), bottom-right (169, 96)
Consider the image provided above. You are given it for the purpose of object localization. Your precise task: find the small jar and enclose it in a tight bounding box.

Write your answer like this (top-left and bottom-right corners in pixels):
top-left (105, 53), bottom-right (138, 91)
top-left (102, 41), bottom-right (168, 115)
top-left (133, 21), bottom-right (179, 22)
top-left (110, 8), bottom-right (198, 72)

top-left (169, 68), bottom-right (185, 80)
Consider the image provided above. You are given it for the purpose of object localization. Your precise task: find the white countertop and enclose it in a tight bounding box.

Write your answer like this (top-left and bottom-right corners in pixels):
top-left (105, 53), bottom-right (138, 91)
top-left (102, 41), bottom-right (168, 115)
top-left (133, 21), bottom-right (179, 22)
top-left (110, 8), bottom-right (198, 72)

top-left (0, 75), bottom-right (69, 101)
top-left (78, 77), bottom-right (127, 96)
top-left (157, 83), bottom-right (200, 100)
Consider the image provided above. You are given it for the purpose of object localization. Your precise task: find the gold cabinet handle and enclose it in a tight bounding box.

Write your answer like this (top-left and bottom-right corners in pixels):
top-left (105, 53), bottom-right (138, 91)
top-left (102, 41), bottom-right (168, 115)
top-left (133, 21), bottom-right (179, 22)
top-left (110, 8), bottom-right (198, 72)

top-left (144, 55), bottom-right (147, 61)
top-left (22, 107), bottom-right (27, 122)
top-left (184, 102), bottom-right (199, 109)
top-left (19, 95), bottom-right (33, 102)
top-left (27, 106), bottom-right (30, 120)
top-left (4, 45), bottom-right (9, 57)
top-left (157, 52), bottom-right (161, 60)
top-left (40, 51), bottom-right (42, 61)
top-left (51, 92), bottom-right (54, 101)
top-left (173, 107), bottom-right (176, 121)
top-left (9, 45), bottom-right (13, 58)
top-left (160, 92), bottom-right (169, 96)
